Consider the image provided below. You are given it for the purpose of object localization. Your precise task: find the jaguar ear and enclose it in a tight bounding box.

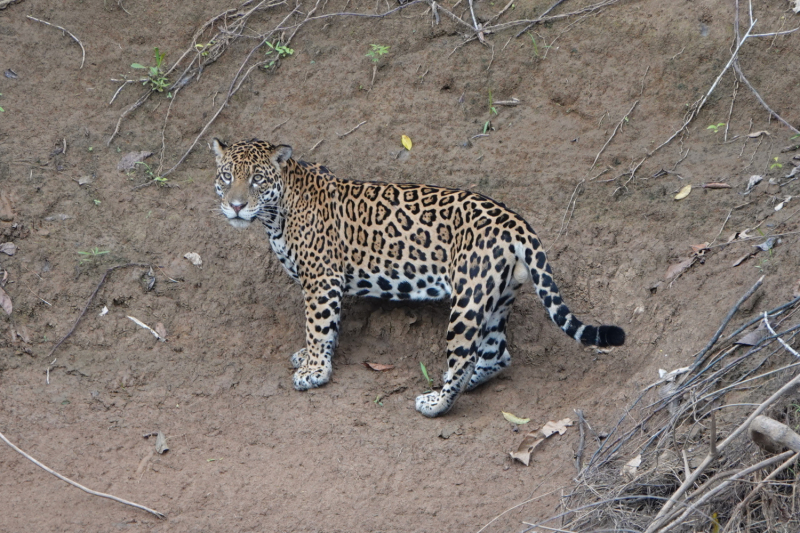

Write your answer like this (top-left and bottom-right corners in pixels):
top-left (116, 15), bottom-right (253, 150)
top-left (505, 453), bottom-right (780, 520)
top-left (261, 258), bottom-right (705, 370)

top-left (272, 144), bottom-right (293, 168)
top-left (211, 138), bottom-right (227, 163)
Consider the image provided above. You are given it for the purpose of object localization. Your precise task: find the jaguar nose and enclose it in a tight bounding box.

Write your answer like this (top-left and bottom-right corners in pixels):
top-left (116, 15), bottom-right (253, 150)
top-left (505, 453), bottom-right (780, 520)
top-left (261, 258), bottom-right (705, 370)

top-left (231, 202), bottom-right (247, 214)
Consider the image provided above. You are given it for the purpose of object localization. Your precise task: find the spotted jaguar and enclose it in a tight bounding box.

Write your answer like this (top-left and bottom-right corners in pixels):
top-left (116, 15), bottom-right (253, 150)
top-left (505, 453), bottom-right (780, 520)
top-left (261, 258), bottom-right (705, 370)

top-left (212, 138), bottom-right (625, 417)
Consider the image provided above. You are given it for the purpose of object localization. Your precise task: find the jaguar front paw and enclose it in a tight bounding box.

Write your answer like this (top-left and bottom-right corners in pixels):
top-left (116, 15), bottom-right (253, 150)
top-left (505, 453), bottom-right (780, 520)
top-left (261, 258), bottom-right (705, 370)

top-left (292, 361), bottom-right (332, 390)
top-left (290, 348), bottom-right (307, 369)
top-left (415, 391), bottom-right (451, 418)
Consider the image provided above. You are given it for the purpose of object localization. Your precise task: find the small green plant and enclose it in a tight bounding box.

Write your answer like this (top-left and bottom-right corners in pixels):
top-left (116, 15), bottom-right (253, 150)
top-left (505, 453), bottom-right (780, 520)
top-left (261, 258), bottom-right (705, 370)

top-left (263, 40), bottom-right (294, 69)
top-left (770, 157), bottom-right (783, 170)
top-left (706, 122), bottom-right (726, 134)
top-left (0, 92), bottom-right (4, 112)
top-left (373, 394), bottom-right (383, 407)
top-left (483, 120), bottom-right (491, 134)
top-left (194, 40), bottom-right (216, 57)
top-left (88, 146), bottom-right (94, 152)
top-left (366, 44), bottom-right (390, 62)
top-left (131, 47), bottom-right (170, 92)
top-left (488, 89), bottom-right (498, 116)
top-left (93, 199), bottom-right (101, 206)
top-left (420, 362), bottom-right (434, 391)
top-left (135, 161), bottom-right (168, 186)
top-left (77, 247), bottom-right (110, 264)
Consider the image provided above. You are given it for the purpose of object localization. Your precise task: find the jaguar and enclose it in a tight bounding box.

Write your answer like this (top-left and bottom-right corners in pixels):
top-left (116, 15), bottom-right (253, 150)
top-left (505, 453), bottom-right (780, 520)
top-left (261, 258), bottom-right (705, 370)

top-left (212, 138), bottom-right (625, 417)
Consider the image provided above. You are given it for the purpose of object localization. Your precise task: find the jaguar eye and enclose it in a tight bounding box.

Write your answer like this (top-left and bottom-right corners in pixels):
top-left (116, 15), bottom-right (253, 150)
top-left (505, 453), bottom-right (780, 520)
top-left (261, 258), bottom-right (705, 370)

top-left (252, 174), bottom-right (265, 184)
top-left (219, 172), bottom-right (232, 184)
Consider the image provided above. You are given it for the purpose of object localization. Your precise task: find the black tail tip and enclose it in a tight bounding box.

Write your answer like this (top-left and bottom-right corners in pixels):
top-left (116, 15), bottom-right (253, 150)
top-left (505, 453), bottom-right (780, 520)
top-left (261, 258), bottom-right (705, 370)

top-left (597, 325), bottom-right (625, 347)
top-left (581, 325), bottom-right (626, 347)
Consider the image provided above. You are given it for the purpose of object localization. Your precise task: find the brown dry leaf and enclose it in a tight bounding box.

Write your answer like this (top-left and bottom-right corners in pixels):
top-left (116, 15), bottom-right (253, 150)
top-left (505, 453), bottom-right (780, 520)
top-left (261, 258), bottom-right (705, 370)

top-left (702, 182), bottom-right (732, 189)
top-left (793, 279), bottom-right (800, 298)
top-left (748, 130), bottom-right (770, 138)
top-left (364, 362), bottom-right (394, 371)
top-left (0, 285), bottom-right (11, 315)
top-left (509, 430), bottom-right (546, 466)
top-left (665, 257), bottom-right (694, 281)
top-left (117, 151), bottom-right (153, 171)
top-left (541, 418), bottom-right (573, 437)
top-left (690, 242), bottom-right (710, 254)
top-left (0, 242), bottom-right (17, 256)
top-left (154, 322), bottom-right (167, 340)
top-left (510, 418), bottom-right (573, 466)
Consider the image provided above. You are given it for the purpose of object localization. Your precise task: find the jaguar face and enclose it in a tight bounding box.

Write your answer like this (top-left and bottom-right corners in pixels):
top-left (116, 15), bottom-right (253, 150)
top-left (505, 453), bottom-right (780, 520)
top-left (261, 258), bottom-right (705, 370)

top-left (211, 138), bottom-right (292, 229)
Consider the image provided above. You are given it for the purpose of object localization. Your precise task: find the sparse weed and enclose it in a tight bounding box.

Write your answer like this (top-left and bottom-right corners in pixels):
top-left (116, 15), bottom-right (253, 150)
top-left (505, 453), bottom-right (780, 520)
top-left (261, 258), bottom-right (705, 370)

top-left (706, 123), bottom-right (726, 134)
top-left (366, 44), bottom-right (390, 62)
top-left (262, 40), bottom-right (293, 70)
top-left (77, 247), bottom-right (110, 264)
top-left (770, 157), bottom-right (783, 170)
top-left (135, 161), bottom-right (168, 186)
top-left (194, 40), bottom-right (216, 57)
top-left (420, 362), bottom-right (434, 392)
top-left (488, 89), bottom-right (497, 116)
top-left (132, 47), bottom-right (170, 93)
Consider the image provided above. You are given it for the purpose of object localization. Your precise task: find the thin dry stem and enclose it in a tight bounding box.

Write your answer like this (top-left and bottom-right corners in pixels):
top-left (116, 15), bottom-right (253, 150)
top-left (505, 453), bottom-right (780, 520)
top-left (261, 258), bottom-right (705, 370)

top-left (26, 16), bottom-right (86, 69)
top-left (0, 429), bottom-right (164, 518)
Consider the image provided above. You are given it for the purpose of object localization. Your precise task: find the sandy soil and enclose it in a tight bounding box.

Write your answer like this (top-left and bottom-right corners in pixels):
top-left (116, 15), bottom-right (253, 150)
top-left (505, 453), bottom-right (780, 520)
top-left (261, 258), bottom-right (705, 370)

top-left (1, 0), bottom-right (799, 531)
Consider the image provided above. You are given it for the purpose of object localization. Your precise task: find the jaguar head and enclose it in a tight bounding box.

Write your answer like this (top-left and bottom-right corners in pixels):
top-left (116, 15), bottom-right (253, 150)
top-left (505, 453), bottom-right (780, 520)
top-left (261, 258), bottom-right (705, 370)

top-left (211, 138), bottom-right (292, 229)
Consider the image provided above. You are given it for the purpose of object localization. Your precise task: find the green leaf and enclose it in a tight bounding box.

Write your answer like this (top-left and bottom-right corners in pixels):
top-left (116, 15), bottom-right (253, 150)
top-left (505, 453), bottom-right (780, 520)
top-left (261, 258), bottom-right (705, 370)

top-left (502, 411), bottom-right (531, 425)
top-left (131, 63), bottom-right (146, 69)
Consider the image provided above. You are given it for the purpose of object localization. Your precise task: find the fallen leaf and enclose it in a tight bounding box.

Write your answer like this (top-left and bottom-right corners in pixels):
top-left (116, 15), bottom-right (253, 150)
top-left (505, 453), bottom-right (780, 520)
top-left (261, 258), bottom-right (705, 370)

top-left (98, 305), bottom-right (109, 317)
top-left (117, 151), bottom-right (153, 172)
top-left (674, 184), bottom-right (692, 200)
top-left (509, 432), bottom-right (546, 466)
top-left (502, 411), bottom-right (531, 425)
top-left (364, 362), bottom-right (394, 371)
top-left (665, 257), bottom-right (694, 280)
top-left (0, 242), bottom-right (17, 256)
top-left (0, 285), bottom-right (11, 315)
top-left (793, 279), bottom-right (800, 298)
top-left (401, 135), bottom-right (413, 151)
top-left (155, 322), bottom-right (167, 340)
top-left (510, 418), bottom-right (573, 466)
top-left (621, 454), bottom-right (642, 478)
top-left (541, 418), bottom-right (573, 437)
top-left (735, 324), bottom-right (767, 346)
top-left (690, 242), bottom-right (710, 253)
top-left (754, 237), bottom-right (777, 252)
top-left (732, 252), bottom-right (754, 267)
top-left (155, 431), bottom-right (169, 454)
top-left (793, 0), bottom-right (800, 14)
top-left (748, 130), bottom-right (770, 138)
top-left (77, 175), bottom-right (94, 186)
top-left (702, 182), bottom-right (731, 189)
top-left (183, 252), bottom-right (202, 267)
top-left (744, 175), bottom-right (763, 194)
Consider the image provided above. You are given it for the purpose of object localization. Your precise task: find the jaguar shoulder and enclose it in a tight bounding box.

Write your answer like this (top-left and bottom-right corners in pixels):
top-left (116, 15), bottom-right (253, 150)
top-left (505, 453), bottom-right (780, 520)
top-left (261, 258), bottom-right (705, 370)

top-left (212, 138), bottom-right (625, 417)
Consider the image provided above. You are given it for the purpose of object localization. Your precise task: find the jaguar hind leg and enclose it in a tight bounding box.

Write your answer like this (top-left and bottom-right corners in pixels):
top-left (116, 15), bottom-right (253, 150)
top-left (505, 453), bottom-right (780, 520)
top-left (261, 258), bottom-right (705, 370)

top-left (467, 280), bottom-right (520, 391)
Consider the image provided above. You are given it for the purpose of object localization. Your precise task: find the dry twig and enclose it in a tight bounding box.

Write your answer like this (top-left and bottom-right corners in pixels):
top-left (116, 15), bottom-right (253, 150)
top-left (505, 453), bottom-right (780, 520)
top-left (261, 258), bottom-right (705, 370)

top-left (26, 16), bottom-right (86, 69)
top-left (0, 429), bottom-right (164, 518)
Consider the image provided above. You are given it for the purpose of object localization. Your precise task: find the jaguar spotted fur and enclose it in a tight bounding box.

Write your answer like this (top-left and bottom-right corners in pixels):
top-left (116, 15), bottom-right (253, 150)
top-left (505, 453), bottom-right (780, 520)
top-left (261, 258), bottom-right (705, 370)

top-left (212, 138), bottom-right (625, 417)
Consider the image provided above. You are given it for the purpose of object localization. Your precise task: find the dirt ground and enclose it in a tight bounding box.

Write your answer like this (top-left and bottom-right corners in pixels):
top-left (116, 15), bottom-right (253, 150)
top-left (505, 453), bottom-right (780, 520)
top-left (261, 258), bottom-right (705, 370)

top-left (1, 0), bottom-right (799, 531)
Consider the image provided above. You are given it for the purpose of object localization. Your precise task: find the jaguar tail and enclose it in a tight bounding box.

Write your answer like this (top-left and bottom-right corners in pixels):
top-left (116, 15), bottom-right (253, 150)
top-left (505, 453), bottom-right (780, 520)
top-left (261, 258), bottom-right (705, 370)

top-left (514, 237), bottom-right (625, 348)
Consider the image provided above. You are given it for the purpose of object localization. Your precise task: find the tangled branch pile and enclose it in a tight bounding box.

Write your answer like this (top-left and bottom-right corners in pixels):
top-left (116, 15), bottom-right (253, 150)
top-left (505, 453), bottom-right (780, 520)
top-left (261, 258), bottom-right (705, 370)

top-left (527, 286), bottom-right (800, 532)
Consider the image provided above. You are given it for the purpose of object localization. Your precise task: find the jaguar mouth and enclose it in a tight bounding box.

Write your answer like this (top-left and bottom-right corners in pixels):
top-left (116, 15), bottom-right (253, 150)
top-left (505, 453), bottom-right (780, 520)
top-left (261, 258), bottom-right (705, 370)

top-left (227, 217), bottom-right (252, 229)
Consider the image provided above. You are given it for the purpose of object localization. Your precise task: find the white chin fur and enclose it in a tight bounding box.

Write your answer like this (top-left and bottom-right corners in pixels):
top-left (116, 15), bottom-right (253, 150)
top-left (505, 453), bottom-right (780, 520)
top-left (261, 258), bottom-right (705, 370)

top-left (227, 218), bottom-right (252, 229)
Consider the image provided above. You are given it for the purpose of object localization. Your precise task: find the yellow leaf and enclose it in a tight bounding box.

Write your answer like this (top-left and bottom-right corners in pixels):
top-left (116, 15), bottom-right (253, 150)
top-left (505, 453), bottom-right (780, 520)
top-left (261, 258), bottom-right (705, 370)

top-left (674, 184), bottom-right (692, 200)
top-left (502, 411), bottom-right (530, 425)
top-left (401, 134), bottom-right (413, 151)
